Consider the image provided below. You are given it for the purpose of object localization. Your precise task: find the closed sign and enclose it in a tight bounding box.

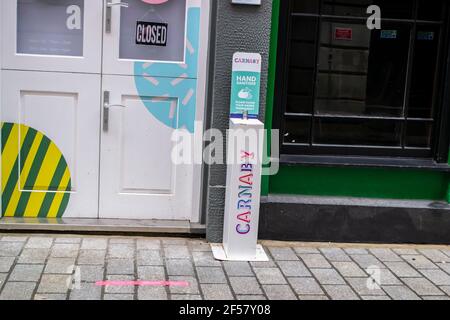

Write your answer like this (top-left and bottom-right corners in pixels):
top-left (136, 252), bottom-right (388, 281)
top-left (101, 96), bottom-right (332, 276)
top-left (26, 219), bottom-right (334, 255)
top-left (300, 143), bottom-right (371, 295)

top-left (136, 21), bottom-right (168, 46)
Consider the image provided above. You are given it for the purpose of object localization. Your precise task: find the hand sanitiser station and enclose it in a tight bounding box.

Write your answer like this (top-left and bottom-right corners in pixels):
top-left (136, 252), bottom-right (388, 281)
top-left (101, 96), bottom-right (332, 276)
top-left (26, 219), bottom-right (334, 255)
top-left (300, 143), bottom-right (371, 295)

top-left (212, 52), bottom-right (269, 262)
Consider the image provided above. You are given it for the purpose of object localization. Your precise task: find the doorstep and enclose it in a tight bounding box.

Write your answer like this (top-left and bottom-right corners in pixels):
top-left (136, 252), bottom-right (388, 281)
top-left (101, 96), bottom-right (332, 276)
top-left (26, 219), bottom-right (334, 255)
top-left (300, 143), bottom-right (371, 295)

top-left (0, 217), bottom-right (205, 235)
top-left (259, 195), bottom-right (450, 244)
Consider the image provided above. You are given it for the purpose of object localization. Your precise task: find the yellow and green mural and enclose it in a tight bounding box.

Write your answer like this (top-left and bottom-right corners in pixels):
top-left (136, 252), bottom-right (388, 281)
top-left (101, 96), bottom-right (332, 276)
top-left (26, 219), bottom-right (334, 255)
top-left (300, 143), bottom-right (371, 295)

top-left (1, 122), bottom-right (71, 218)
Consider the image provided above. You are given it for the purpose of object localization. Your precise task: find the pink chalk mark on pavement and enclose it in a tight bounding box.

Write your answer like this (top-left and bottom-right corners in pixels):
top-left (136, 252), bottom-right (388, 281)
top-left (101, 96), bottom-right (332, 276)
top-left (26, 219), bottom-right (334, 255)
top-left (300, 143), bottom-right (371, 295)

top-left (95, 280), bottom-right (190, 287)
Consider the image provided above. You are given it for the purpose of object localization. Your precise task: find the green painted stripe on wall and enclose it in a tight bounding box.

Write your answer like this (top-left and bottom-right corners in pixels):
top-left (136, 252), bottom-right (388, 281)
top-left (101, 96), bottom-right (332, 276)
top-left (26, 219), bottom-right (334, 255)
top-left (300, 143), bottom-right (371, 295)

top-left (20, 128), bottom-right (38, 169)
top-left (38, 156), bottom-right (66, 218)
top-left (57, 181), bottom-right (72, 218)
top-left (1, 128), bottom-right (37, 214)
top-left (270, 166), bottom-right (448, 201)
top-left (1, 123), bottom-right (13, 154)
top-left (15, 136), bottom-right (51, 217)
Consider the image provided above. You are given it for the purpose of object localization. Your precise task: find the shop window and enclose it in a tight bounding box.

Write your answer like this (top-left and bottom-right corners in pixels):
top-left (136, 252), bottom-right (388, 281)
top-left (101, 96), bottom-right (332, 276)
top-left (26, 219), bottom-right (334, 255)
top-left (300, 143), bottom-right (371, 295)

top-left (17, 0), bottom-right (84, 57)
top-left (276, 0), bottom-right (448, 159)
top-left (417, 0), bottom-right (445, 21)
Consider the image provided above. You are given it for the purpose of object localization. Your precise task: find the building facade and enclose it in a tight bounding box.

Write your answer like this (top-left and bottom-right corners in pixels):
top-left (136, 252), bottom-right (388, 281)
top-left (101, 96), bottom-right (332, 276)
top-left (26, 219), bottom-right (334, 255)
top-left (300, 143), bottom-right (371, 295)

top-left (257, 0), bottom-right (450, 244)
top-left (1, 0), bottom-right (450, 244)
top-left (208, 0), bottom-right (450, 244)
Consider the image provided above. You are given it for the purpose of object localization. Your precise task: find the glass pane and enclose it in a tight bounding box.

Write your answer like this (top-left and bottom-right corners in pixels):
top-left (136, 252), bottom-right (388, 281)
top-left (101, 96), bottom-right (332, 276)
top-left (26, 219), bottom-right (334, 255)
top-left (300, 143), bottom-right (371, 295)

top-left (373, 0), bottom-right (414, 19)
top-left (313, 118), bottom-right (402, 147)
top-left (288, 17), bottom-right (318, 114)
top-left (292, 0), bottom-right (320, 14)
top-left (291, 16), bottom-right (318, 42)
top-left (322, 0), bottom-right (372, 17)
top-left (17, 0), bottom-right (84, 56)
top-left (283, 118), bottom-right (311, 144)
top-left (366, 24), bottom-right (410, 115)
top-left (318, 46), bottom-right (369, 73)
top-left (316, 21), bottom-right (410, 117)
top-left (316, 73), bottom-right (368, 114)
top-left (290, 41), bottom-right (316, 69)
top-left (287, 95), bottom-right (313, 114)
top-left (408, 25), bottom-right (441, 118)
top-left (417, 0), bottom-right (445, 21)
top-left (322, 0), bottom-right (414, 19)
top-left (316, 22), bottom-right (370, 116)
top-left (406, 121), bottom-right (433, 148)
top-left (288, 69), bottom-right (315, 101)
top-left (119, 0), bottom-right (186, 62)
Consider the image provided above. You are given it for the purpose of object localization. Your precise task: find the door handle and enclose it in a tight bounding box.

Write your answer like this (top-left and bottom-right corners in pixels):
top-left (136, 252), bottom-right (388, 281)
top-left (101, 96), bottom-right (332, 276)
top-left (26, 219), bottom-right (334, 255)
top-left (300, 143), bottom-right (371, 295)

top-left (105, 1), bottom-right (129, 33)
top-left (103, 91), bottom-right (126, 132)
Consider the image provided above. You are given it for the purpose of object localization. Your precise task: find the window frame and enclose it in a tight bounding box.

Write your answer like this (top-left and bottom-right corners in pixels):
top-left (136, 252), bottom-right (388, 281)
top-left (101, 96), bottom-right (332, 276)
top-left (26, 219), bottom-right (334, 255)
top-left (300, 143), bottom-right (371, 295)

top-left (274, 0), bottom-right (450, 164)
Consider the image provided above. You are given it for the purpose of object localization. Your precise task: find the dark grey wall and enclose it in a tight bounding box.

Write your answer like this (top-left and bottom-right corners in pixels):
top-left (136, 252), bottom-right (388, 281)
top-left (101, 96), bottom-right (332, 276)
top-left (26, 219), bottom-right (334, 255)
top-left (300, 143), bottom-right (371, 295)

top-left (204, 0), bottom-right (273, 242)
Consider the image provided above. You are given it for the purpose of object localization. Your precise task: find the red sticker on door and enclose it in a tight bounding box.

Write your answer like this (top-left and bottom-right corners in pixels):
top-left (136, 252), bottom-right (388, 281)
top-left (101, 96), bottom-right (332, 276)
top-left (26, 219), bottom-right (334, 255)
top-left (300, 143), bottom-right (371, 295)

top-left (335, 28), bottom-right (353, 41)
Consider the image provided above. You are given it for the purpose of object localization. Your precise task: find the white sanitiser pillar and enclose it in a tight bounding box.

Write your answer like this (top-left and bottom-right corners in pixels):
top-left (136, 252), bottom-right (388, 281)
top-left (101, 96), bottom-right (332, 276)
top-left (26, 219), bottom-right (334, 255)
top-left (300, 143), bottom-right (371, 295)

top-left (223, 118), bottom-right (265, 260)
top-left (211, 52), bottom-right (268, 262)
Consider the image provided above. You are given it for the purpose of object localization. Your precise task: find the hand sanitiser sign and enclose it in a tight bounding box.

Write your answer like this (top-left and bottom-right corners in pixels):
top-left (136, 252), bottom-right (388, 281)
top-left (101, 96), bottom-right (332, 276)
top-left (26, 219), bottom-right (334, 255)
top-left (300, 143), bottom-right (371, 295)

top-left (230, 52), bottom-right (262, 119)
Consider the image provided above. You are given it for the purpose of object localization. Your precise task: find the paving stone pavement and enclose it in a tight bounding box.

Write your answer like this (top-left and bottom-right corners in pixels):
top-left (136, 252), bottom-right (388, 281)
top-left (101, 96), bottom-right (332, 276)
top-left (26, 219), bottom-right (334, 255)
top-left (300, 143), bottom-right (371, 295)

top-left (1, 233), bottom-right (450, 300)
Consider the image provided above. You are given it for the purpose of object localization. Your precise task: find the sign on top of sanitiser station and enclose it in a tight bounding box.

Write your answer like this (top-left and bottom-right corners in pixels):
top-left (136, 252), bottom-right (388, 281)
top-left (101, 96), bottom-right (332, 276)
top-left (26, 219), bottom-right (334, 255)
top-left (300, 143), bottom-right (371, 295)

top-left (230, 52), bottom-right (262, 119)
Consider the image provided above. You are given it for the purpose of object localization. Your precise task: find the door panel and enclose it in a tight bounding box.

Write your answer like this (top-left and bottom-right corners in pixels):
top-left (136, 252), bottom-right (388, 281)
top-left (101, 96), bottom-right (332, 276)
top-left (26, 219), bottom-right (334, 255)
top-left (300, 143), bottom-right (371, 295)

top-left (0, 0), bottom-right (208, 221)
top-left (99, 75), bottom-right (195, 220)
top-left (99, 0), bottom-right (206, 221)
top-left (120, 95), bottom-right (176, 194)
top-left (1, 70), bottom-right (101, 218)
top-left (1, 0), bottom-right (103, 73)
top-left (103, 0), bottom-right (201, 78)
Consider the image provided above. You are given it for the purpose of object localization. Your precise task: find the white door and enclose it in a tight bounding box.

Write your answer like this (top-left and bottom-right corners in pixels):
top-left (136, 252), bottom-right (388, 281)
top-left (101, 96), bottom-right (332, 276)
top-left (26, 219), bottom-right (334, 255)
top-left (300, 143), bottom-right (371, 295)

top-left (99, 0), bottom-right (208, 220)
top-left (1, 0), bottom-right (208, 221)
top-left (1, 0), bottom-right (102, 219)
top-left (100, 75), bottom-right (196, 220)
